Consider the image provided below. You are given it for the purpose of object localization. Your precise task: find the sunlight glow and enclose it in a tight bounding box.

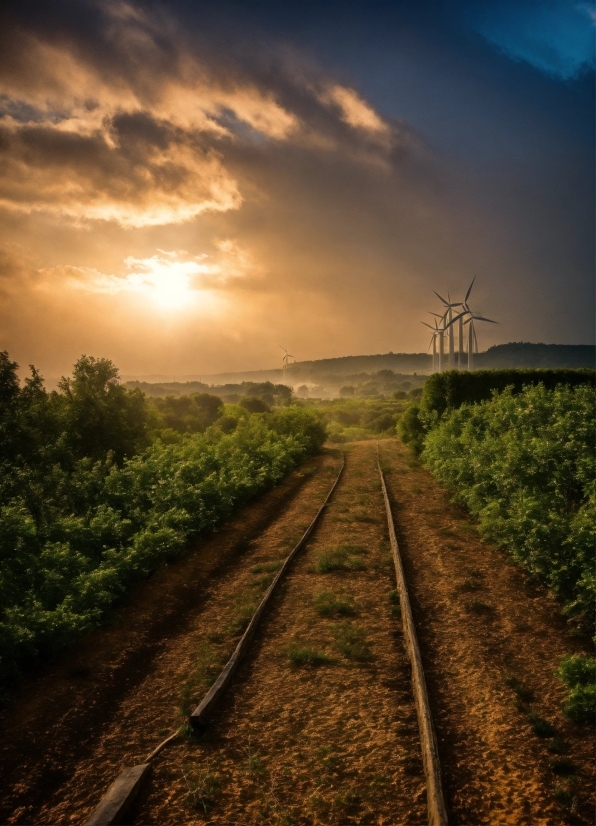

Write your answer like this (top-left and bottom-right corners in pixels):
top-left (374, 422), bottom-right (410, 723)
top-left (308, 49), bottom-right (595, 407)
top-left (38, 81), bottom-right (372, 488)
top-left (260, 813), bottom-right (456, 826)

top-left (120, 254), bottom-right (218, 310)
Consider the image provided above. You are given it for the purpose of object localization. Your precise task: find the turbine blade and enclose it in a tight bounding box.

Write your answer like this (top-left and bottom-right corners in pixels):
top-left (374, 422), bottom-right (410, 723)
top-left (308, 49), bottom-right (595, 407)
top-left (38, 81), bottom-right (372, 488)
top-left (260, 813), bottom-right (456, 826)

top-left (433, 290), bottom-right (449, 305)
top-left (465, 275), bottom-right (476, 303)
top-left (421, 322), bottom-right (434, 329)
top-left (474, 316), bottom-right (498, 324)
top-left (278, 344), bottom-right (287, 353)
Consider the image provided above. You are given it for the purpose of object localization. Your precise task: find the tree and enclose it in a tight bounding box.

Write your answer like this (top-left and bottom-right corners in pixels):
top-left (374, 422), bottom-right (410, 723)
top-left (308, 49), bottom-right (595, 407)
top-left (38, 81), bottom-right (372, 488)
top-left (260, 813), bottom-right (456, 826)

top-left (57, 356), bottom-right (149, 463)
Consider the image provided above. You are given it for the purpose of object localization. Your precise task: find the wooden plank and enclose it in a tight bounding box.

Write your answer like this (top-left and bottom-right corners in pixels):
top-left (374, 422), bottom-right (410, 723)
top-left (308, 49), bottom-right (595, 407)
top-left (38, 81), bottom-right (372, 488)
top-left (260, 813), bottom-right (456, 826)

top-left (378, 459), bottom-right (448, 826)
top-left (190, 455), bottom-right (345, 727)
top-left (85, 763), bottom-right (151, 826)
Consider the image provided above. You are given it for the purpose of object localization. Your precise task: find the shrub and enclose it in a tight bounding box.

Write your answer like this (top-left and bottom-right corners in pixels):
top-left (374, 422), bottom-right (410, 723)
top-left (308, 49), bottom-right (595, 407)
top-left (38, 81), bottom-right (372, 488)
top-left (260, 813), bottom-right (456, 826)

top-left (0, 388), bottom-right (327, 691)
top-left (396, 403), bottom-right (425, 454)
top-left (557, 654), bottom-right (596, 726)
top-left (420, 369), bottom-right (595, 421)
top-left (423, 384), bottom-right (595, 634)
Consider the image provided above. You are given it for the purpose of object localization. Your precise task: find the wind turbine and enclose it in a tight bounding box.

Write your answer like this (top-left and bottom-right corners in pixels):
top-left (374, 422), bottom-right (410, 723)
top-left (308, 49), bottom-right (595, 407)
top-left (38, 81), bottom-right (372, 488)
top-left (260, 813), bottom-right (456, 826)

top-left (456, 276), bottom-right (476, 368)
top-left (421, 317), bottom-right (445, 373)
top-left (433, 290), bottom-right (463, 369)
top-left (449, 300), bottom-right (498, 371)
top-left (278, 345), bottom-right (295, 382)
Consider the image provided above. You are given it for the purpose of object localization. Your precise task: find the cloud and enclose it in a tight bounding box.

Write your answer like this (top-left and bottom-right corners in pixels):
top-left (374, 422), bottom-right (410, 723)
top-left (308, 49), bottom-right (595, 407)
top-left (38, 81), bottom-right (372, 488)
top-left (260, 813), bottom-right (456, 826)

top-left (0, 113), bottom-right (242, 227)
top-left (317, 84), bottom-right (390, 140)
top-left (0, 0), bottom-right (399, 228)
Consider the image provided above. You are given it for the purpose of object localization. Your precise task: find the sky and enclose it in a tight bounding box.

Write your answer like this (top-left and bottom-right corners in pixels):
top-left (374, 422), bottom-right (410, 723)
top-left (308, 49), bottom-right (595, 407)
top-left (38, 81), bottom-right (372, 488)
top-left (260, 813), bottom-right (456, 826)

top-left (0, 0), bottom-right (594, 379)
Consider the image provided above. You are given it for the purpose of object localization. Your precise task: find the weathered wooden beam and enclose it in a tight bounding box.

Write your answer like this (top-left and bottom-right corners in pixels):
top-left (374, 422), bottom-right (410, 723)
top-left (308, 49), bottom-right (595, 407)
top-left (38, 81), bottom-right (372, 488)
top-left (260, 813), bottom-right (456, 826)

top-left (378, 458), bottom-right (448, 826)
top-left (85, 763), bottom-right (151, 826)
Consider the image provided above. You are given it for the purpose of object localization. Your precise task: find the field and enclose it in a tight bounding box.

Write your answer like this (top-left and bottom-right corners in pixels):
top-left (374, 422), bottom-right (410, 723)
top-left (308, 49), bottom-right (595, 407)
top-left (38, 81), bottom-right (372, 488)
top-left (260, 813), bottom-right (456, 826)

top-left (0, 359), bottom-right (594, 824)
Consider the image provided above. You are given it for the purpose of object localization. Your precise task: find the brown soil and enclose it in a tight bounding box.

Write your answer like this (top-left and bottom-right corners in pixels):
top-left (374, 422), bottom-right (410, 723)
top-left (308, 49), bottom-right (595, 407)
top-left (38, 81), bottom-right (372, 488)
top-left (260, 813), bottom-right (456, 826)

top-left (0, 450), bottom-right (339, 825)
top-left (381, 438), bottom-right (595, 826)
top-left (0, 438), bottom-right (593, 826)
top-left (132, 440), bottom-right (426, 826)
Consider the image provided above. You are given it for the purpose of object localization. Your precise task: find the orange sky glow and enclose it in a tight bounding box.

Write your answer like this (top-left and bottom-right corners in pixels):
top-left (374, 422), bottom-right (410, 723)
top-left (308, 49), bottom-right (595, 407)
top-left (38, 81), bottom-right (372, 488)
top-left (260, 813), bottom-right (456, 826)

top-left (0, 1), bottom-right (593, 380)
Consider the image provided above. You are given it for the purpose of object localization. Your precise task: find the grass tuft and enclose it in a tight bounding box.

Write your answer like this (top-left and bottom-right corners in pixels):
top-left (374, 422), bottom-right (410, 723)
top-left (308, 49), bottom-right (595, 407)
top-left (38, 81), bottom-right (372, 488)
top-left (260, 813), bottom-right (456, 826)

top-left (549, 757), bottom-right (577, 776)
top-left (547, 737), bottom-right (569, 754)
top-left (527, 710), bottom-right (556, 738)
top-left (286, 642), bottom-right (333, 666)
top-left (553, 776), bottom-right (580, 811)
top-left (226, 596), bottom-right (258, 635)
top-left (313, 590), bottom-right (357, 617)
top-left (333, 621), bottom-right (372, 662)
top-left (388, 589), bottom-right (401, 618)
top-left (313, 546), bottom-right (366, 573)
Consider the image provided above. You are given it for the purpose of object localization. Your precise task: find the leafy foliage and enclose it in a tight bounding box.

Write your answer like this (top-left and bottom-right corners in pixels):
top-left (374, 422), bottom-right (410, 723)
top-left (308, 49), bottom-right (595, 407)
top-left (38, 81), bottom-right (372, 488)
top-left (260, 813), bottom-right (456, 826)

top-left (422, 384), bottom-right (595, 635)
top-left (557, 654), bottom-right (596, 727)
top-left (0, 353), bottom-right (326, 691)
top-left (397, 368), bottom-right (595, 455)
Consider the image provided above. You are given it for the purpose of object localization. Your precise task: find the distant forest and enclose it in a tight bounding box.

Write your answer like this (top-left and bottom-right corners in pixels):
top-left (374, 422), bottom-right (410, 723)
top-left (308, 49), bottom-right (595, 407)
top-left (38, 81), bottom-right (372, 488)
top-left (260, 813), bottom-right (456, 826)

top-left (126, 344), bottom-right (594, 399)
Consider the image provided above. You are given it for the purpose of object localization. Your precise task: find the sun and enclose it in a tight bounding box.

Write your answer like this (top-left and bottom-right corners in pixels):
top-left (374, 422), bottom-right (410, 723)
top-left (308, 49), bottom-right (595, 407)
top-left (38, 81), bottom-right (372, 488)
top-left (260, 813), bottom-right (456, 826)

top-left (124, 255), bottom-right (212, 310)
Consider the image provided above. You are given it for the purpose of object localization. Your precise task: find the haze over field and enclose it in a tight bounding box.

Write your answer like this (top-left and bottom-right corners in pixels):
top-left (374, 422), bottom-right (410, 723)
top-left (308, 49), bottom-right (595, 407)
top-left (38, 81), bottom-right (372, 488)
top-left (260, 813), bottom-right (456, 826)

top-left (0, 0), bottom-right (594, 378)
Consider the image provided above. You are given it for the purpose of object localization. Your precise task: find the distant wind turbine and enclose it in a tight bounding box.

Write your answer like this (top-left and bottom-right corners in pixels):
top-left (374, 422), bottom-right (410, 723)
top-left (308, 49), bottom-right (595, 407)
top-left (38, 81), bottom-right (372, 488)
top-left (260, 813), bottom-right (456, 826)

top-left (433, 290), bottom-right (463, 368)
top-left (421, 317), bottom-right (445, 373)
top-left (278, 345), bottom-right (295, 381)
top-left (449, 293), bottom-right (498, 371)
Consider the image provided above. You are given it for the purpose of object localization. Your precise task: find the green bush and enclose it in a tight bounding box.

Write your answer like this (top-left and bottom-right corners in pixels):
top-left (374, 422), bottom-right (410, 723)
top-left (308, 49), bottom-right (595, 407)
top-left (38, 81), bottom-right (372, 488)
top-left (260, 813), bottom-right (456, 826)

top-left (0, 353), bottom-right (326, 691)
top-left (420, 368), bottom-right (594, 421)
top-left (396, 403), bottom-right (425, 454)
top-left (423, 384), bottom-right (595, 634)
top-left (557, 654), bottom-right (596, 726)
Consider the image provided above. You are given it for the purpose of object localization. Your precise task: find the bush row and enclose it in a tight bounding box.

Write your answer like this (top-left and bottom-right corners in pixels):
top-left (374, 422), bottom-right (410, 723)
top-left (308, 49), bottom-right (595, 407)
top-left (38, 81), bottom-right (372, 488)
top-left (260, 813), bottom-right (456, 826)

top-left (0, 406), bottom-right (326, 691)
top-left (422, 383), bottom-right (595, 635)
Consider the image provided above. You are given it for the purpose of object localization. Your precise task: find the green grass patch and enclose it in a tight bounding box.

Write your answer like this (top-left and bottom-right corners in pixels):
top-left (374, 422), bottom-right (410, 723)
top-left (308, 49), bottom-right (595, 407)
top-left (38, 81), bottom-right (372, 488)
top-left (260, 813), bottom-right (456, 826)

top-left (388, 589), bottom-right (401, 618)
top-left (547, 737), bottom-right (569, 754)
top-left (553, 777), bottom-right (580, 811)
top-left (313, 546), bottom-right (366, 573)
top-left (226, 596), bottom-right (258, 635)
top-left (286, 642), bottom-right (333, 666)
top-left (312, 591), bottom-right (357, 617)
top-left (527, 710), bottom-right (556, 738)
top-left (333, 621), bottom-right (372, 662)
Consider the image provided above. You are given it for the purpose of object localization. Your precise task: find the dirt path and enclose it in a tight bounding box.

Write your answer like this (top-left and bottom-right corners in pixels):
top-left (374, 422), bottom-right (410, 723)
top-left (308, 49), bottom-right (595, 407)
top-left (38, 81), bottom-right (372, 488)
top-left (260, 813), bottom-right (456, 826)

top-left (380, 438), bottom-right (595, 826)
top-left (132, 441), bottom-right (425, 826)
top-left (0, 450), bottom-right (339, 825)
top-left (0, 438), bottom-right (593, 825)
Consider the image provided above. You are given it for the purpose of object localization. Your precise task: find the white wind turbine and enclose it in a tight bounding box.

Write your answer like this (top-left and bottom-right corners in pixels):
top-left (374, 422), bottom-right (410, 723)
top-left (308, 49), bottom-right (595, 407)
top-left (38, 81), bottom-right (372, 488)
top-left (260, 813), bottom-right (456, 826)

top-left (449, 290), bottom-right (498, 371)
top-left (432, 290), bottom-right (464, 369)
top-left (279, 345), bottom-right (295, 382)
top-left (421, 316), bottom-right (446, 373)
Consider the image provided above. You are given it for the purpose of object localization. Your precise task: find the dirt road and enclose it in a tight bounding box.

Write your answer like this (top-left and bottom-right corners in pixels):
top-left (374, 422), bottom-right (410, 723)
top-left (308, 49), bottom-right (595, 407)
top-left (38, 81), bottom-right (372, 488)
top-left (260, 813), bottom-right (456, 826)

top-left (0, 440), bottom-right (593, 825)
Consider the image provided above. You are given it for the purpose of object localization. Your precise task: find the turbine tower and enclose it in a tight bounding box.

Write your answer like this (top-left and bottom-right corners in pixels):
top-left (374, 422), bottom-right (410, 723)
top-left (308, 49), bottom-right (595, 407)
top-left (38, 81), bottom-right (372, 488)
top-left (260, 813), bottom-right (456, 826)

top-left (421, 318), bottom-right (441, 372)
top-left (457, 276), bottom-right (476, 368)
top-left (279, 345), bottom-right (295, 382)
top-left (450, 303), bottom-right (498, 371)
top-left (422, 315), bottom-right (446, 372)
top-left (433, 290), bottom-right (463, 369)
